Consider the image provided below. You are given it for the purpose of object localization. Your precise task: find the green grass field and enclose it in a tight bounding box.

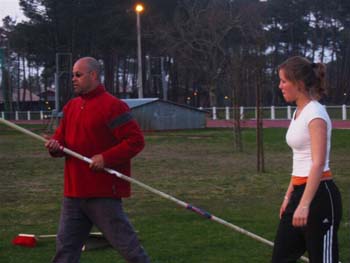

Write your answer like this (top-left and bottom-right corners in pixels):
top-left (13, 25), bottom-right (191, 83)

top-left (0, 125), bottom-right (349, 262)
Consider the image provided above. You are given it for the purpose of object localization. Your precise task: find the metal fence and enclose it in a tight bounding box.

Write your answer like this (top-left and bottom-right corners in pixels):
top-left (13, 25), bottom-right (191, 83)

top-left (0, 105), bottom-right (349, 121)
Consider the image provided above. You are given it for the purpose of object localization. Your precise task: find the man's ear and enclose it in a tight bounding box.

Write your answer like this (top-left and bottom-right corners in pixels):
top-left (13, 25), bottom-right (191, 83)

top-left (91, 70), bottom-right (98, 81)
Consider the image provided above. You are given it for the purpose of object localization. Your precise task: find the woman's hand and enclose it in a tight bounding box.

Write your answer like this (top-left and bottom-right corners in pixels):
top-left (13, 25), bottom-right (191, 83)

top-left (292, 205), bottom-right (309, 227)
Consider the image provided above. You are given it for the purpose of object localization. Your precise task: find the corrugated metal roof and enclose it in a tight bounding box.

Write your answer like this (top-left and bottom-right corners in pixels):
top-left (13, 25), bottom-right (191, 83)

top-left (122, 98), bottom-right (159, 108)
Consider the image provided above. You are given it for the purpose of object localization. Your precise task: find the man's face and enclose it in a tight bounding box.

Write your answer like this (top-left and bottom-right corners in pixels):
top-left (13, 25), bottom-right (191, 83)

top-left (72, 60), bottom-right (94, 95)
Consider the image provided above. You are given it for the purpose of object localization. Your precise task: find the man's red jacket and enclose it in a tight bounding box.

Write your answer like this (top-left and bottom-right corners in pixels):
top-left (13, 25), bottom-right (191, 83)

top-left (52, 85), bottom-right (145, 198)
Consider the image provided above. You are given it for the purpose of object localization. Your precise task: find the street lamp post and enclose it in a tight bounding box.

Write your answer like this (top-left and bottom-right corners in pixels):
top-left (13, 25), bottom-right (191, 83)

top-left (135, 3), bottom-right (144, 98)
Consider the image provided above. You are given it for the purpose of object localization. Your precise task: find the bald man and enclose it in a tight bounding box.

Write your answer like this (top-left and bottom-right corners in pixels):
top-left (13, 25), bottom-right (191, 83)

top-left (46, 57), bottom-right (150, 263)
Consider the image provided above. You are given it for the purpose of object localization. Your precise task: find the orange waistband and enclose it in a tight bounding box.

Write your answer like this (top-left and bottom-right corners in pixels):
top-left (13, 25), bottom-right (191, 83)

top-left (292, 170), bottom-right (332, 186)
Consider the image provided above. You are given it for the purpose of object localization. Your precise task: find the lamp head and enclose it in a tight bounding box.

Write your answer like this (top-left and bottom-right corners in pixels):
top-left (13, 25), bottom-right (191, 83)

top-left (135, 3), bottom-right (144, 13)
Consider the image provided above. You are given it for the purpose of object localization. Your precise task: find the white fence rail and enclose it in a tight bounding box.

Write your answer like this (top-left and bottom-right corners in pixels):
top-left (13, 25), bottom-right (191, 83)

top-left (0, 105), bottom-right (348, 121)
top-left (201, 105), bottom-right (349, 120)
top-left (0, 111), bottom-right (52, 121)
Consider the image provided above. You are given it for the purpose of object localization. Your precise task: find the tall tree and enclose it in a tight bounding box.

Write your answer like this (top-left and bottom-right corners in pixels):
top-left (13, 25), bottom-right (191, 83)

top-left (148, 0), bottom-right (240, 106)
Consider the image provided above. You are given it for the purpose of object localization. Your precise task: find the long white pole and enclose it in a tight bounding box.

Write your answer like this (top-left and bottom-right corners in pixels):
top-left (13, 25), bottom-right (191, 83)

top-left (0, 118), bottom-right (309, 262)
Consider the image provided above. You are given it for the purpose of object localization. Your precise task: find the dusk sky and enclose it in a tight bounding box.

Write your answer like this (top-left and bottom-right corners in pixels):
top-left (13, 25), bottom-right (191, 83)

top-left (0, 0), bottom-right (25, 26)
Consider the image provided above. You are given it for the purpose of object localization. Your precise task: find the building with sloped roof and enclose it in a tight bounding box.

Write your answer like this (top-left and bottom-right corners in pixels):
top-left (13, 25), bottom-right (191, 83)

top-left (0, 88), bottom-right (40, 103)
top-left (123, 98), bottom-right (207, 131)
top-left (0, 88), bottom-right (43, 110)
